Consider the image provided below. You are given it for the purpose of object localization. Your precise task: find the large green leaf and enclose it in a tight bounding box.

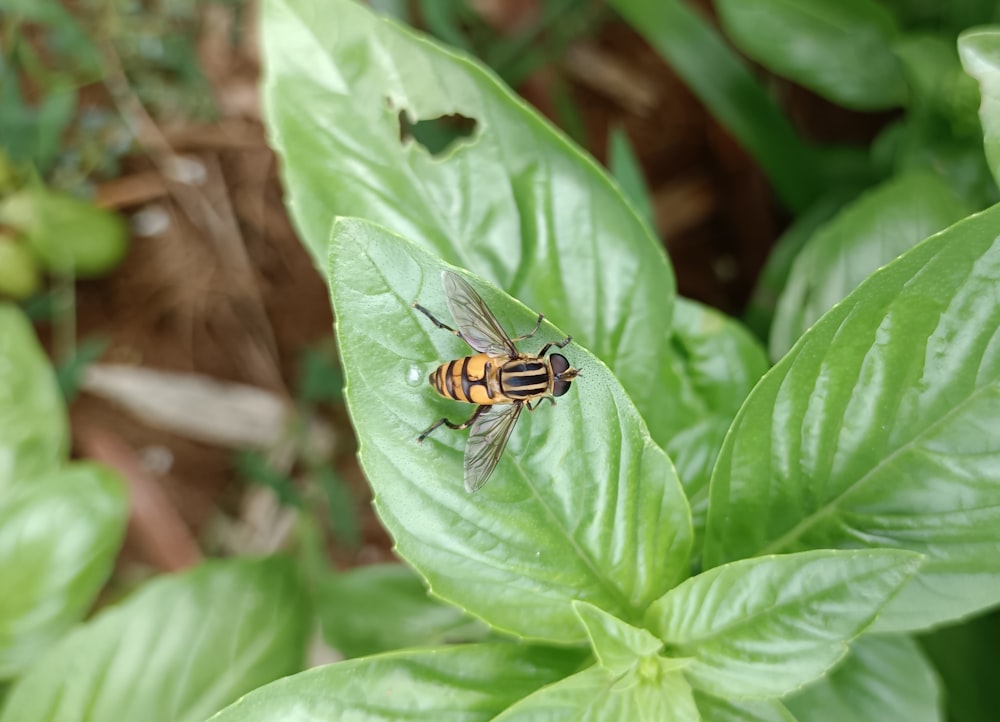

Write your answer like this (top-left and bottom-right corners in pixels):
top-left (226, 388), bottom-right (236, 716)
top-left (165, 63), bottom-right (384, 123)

top-left (0, 557), bottom-right (309, 722)
top-left (643, 549), bottom-right (921, 698)
top-left (770, 171), bottom-right (971, 359)
top-left (316, 563), bottom-right (490, 658)
top-left (0, 305), bottom-right (68, 490)
top-left (491, 663), bottom-right (698, 722)
top-left (705, 202), bottom-right (1000, 632)
top-left (715, 0), bottom-right (906, 110)
top-left (261, 0), bottom-right (686, 451)
top-left (0, 462), bottom-right (126, 679)
top-left (786, 634), bottom-right (942, 722)
top-left (208, 644), bottom-right (586, 722)
top-left (329, 218), bottom-right (692, 643)
top-left (959, 28), bottom-right (1000, 189)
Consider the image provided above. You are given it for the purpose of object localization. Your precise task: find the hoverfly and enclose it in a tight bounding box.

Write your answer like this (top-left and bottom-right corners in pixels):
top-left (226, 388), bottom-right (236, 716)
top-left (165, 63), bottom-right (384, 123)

top-left (413, 270), bottom-right (580, 493)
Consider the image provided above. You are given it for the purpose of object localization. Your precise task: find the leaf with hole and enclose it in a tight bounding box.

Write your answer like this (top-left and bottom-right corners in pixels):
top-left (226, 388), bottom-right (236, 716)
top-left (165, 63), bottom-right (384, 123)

top-left (261, 0), bottom-right (685, 452)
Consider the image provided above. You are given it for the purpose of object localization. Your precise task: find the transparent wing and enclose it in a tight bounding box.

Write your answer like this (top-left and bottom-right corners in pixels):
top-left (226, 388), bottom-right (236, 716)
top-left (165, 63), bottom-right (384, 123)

top-left (442, 271), bottom-right (517, 357)
top-left (464, 403), bottom-right (522, 493)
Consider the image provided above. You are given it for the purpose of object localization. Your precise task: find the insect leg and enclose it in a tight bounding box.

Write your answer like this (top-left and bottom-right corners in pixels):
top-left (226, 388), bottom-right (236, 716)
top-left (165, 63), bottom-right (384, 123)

top-left (524, 398), bottom-right (556, 412)
top-left (509, 314), bottom-right (544, 342)
top-left (417, 405), bottom-right (489, 442)
top-left (412, 302), bottom-right (462, 338)
top-left (536, 335), bottom-right (572, 357)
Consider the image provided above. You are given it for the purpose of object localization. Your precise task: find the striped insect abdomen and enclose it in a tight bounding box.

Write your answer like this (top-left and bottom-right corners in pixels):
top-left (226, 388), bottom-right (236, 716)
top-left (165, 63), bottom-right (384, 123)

top-left (499, 359), bottom-right (551, 400)
top-left (429, 354), bottom-right (501, 405)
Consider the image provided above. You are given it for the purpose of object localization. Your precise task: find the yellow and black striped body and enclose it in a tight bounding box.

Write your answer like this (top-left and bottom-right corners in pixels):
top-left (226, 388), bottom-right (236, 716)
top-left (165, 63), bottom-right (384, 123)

top-left (430, 354), bottom-right (555, 406)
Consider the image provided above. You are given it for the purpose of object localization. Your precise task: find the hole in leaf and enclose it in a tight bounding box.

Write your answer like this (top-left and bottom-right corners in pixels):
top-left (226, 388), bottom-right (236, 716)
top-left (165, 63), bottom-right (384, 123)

top-left (398, 110), bottom-right (478, 157)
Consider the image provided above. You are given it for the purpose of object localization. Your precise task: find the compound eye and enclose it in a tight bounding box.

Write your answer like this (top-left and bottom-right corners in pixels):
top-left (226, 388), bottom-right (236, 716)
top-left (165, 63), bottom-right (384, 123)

top-left (553, 379), bottom-right (572, 397)
top-left (550, 353), bottom-right (570, 375)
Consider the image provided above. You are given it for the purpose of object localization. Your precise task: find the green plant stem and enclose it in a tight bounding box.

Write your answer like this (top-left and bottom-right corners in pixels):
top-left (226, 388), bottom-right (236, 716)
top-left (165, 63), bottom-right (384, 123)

top-left (610, 0), bottom-right (822, 212)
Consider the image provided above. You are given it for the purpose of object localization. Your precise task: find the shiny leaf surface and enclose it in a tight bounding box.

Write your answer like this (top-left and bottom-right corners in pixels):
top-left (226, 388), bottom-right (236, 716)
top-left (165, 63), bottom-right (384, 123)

top-left (0, 558), bottom-right (309, 722)
top-left (644, 550), bottom-right (921, 698)
top-left (208, 644), bottom-right (586, 722)
top-left (329, 218), bottom-right (691, 642)
top-left (0, 462), bottom-right (126, 679)
top-left (770, 172), bottom-right (971, 359)
top-left (786, 634), bottom-right (942, 722)
top-left (705, 203), bottom-right (1000, 632)
top-left (261, 0), bottom-right (679, 448)
top-left (0, 305), bottom-right (68, 490)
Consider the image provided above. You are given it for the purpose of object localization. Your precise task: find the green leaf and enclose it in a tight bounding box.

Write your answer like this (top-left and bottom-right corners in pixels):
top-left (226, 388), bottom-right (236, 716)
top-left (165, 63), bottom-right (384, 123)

top-left (666, 298), bottom-right (769, 538)
top-left (492, 663), bottom-right (699, 722)
top-left (261, 0), bottom-right (681, 450)
top-left (0, 188), bottom-right (129, 278)
top-left (644, 549), bottom-right (922, 698)
top-left (0, 557), bottom-right (310, 722)
top-left (715, 0), bottom-right (906, 110)
top-left (572, 601), bottom-right (663, 676)
top-left (694, 692), bottom-right (795, 722)
top-left (959, 28), bottom-right (1000, 189)
top-left (316, 563), bottom-right (490, 658)
top-left (0, 236), bottom-right (41, 300)
top-left (886, 110), bottom-right (997, 210)
top-left (610, 0), bottom-right (822, 211)
top-left (328, 218), bottom-right (692, 643)
top-left (895, 34), bottom-right (981, 129)
top-left (0, 462), bottom-right (126, 679)
top-left (786, 634), bottom-right (942, 722)
top-left (0, 304), bottom-right (68, 490)
top-left (744, 192), bottom-right (853, 341)
top-left (607, 126), bottom-right (655, 230)
top-left (207, 644), bottom-right (586, 722)
top-left (705, 202), bottom-right (1000, 632)
top-left (921, 609), bottom-right (1000, 722)
top-left (770, 171), bottom-right (971, 359)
